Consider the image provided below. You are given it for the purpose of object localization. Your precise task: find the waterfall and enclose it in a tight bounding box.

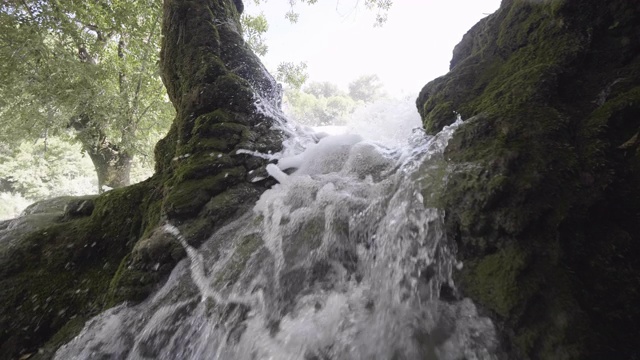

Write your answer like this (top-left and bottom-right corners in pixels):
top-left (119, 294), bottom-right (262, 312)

top-left (55, 98), bottom-right (497, 360)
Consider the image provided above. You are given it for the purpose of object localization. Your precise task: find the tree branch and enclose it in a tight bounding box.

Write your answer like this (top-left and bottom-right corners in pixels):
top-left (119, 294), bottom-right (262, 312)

top-left (131, 13), bottom-right (161, 117)
top-left (20, 0), bottom-right (37, 23)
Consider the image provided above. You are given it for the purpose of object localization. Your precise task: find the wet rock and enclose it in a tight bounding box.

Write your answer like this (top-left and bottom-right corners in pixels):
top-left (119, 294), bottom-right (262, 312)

top-left (417, 0), bottom-right (640, 358)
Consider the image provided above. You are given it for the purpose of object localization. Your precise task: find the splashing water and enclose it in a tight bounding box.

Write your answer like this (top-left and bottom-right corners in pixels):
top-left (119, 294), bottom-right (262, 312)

top-left (55, 98), bottom-right (497, 360)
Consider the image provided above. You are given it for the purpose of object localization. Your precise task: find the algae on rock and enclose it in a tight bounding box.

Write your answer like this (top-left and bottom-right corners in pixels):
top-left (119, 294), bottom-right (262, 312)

top-left (417, 0), bottom-right (640, 358)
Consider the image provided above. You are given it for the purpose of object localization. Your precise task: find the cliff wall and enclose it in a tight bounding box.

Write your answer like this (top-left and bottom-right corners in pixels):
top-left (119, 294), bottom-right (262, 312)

top-left (417, 0), bottom-right (640, 357)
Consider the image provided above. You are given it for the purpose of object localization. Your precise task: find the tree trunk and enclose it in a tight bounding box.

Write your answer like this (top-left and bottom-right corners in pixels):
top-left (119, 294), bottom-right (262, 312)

top-left (0, 0), bottom-right (288, 357)
top-left (70, 114), bottom-right (132, 192)
top-left (85, 139), bottom-right (132, 192)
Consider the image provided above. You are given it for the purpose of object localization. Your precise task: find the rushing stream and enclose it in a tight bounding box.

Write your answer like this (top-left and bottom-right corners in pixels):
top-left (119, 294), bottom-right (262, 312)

top-left (55, 98), bottom-right (497, 359)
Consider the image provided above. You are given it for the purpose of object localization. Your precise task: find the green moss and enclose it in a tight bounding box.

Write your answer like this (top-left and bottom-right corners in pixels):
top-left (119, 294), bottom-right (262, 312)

top-left (172, 153), bottom-right (237, 182)
top-left (419, 0), bottom-right (582, 133)
top-left (105, 253), bottom-right (162, 306)
top-left (587, 86), bottom-right (640, 144)
top-left (165, 166), bottom-right (246, 218)
top-left (211, 73), bottom-right (255, 112)
top-left (0, 231), bottom-right (122, 357)
top-left (192, 110), bottom-right (250, 137)
top-left (140, 197), bottom-right (163, 239)
top-left (424, 101), bottom-right (455, 132)
top-left (178, 216), bottom-right (217, 247)
top-left (194, 109), bottom-right (233, 126)
top-left (460, 245), bottom-right (530, 317)
top-left (215, 232), bottom-right (262, 286)
top-left (416, 0), bottom-right (640, 357)
top-left (189, 137), bottom-right (239, 152)
top-left (417, 159), bottom-right (449, 208)
top-left (181, 184), bottom-right (261, 241)
top-left (0, 179), bottom-right (156, 357)
top-left (105, 253), bottom-right (132, 307)
top-left (169, 184), bottom-right (262, 247)
top-left (32, 316), bottom-right (89, 360)
top-left (189, 52), bottom-right (226, 90)
top-left (154, 123), bottom-right (178, 174)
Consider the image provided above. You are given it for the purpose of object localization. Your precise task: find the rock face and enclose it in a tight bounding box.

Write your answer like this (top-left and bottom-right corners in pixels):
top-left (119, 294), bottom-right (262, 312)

top-left (417, 0), bottom-right (640, 358)
top-left (0, 0), bottom-right (284, 358)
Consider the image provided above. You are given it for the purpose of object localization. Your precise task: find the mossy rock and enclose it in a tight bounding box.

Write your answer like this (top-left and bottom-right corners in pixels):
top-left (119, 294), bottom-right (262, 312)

top-left (171, 152), bottom-right (238, 183)
top-left (417, 0), bottom-right (640, 357)
top-left (0, 181), bottom-right (154, 359)
top-left (164, 166), bottom-right (246, 219)
top-left (214, 232), bottom-right (263, 286)
top-left (459, 244), bottom-right (530, 318)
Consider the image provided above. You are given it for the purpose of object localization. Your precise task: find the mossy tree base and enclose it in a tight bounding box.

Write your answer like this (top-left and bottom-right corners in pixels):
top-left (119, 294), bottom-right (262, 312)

top-left (0, 184), bottom-right (154, 359)
top-left (0, 0), bottom-right (286, 358)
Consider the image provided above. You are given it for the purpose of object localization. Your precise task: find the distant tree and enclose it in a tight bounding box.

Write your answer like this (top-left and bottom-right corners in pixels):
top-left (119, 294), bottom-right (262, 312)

top-left (325, 96), bottom-right (356, 117)
top-left (304, 81), bottom-right (342, 98)
top-left (284, 82), bottom-right (359, 126)
top-left (348, 74), bottom-right (384, 102)
top-left (0, 0), bottom-right (174, 192)
top-left (0, 137), bottom-right (96, 200)
top-left (241, 12), bottom-right (269, 56)
top-left (276, 61), bottom-right (309, 89)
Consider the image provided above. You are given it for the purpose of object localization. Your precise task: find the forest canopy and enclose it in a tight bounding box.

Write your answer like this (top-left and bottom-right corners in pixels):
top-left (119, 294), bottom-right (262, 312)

top-left (0, 0), bottom-right (174, 192)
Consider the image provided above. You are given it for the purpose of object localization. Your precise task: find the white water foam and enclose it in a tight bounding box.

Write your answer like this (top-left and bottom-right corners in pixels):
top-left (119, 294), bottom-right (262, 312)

top-left (55, 97), bottom-right (497, 360)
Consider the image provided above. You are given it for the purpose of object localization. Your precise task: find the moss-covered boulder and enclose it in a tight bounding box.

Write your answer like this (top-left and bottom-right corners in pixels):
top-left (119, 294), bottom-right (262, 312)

top-left (417, 0), bottom-right (640, 358)
top-left (0, 186), bottom-right (153, 359)
top-left (0, 0), bottom-right (285, 358)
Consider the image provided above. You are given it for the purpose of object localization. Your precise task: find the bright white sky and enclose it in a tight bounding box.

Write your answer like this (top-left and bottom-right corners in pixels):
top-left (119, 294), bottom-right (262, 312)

top-left (245, 0), bottom-right (502, 97)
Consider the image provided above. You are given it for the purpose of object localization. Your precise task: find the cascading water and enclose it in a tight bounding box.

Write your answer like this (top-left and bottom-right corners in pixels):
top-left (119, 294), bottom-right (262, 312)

top-left (55, 98), bottom-right (497, 359)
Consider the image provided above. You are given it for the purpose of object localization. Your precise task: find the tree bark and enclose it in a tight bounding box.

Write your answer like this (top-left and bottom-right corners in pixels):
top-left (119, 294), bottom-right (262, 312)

top-left (70, 114), bottom-right (132, 192)
top-left (85, 139), bottom-right (132, 192)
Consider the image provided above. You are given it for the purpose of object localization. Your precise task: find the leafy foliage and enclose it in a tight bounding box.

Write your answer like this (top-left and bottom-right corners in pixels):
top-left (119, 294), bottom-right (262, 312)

top-left (283, 76), bottom-right (386, 126)
top-left (0, 0), bottom-right (174, 183)
top-left (284, 88), bottom-right (357, 126)
top-left (348, 74), bottom-right (384, 102)
top-left (0, 192), bottom-right (30, 220)
top-left (365, 0), bottom-right (393, 26)
top-left (241, 12), bottom-right (269, 56)
top-left (253, 0), bottom-right (393, 26)
top-left (0, 135), bottom-right (153, 219)
top-left (0, 137), bottom-right (96, 200)
top-left (304, 81), bottom-right (341, 98)
top-left (295, 0), bottom-right (392, 26)
top-left (276, 61), bottom-right (309, 89)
